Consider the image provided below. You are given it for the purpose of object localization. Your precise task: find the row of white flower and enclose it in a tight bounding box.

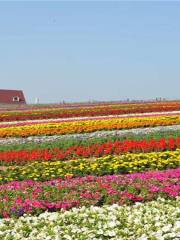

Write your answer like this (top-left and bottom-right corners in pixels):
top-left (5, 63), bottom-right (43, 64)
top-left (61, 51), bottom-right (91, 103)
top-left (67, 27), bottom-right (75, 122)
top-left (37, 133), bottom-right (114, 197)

top-left (0, 198), bottom-right (179, 240)
top-left (1, 110), bottom-right (180, 126)
top-left (0, 124), bottom-right (180, 146)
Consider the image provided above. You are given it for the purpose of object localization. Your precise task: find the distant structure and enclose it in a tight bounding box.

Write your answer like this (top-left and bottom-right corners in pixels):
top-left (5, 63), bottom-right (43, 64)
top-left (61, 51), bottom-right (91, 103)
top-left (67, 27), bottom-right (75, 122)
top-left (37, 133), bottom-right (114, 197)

top-left (0, 89), bottom-right (26, 104)
top-left (35, 98), bottom-right (39, 104)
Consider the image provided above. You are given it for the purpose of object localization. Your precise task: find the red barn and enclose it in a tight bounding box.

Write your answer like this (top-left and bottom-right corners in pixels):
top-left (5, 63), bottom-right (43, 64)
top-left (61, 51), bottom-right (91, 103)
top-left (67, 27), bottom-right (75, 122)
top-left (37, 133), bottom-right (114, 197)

top-left (0, 89), bottom-right (26, 104)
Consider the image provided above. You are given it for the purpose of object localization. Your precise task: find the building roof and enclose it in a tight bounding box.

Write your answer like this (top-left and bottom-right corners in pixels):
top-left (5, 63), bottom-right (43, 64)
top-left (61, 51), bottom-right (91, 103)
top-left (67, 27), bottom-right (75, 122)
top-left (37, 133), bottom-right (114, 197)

top-left (0, 89), bottom-right (26, 104)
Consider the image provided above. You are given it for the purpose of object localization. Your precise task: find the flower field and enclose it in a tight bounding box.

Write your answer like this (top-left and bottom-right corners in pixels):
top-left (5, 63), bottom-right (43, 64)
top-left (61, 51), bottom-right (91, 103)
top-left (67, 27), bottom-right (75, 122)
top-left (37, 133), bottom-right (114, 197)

top-left (0, 101), bottom-right (180, 239)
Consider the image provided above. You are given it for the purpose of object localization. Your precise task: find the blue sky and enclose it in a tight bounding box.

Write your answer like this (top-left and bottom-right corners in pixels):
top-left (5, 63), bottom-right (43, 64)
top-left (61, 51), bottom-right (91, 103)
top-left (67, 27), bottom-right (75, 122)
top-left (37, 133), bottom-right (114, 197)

top-left (0, 1), bottom-right (180, 103)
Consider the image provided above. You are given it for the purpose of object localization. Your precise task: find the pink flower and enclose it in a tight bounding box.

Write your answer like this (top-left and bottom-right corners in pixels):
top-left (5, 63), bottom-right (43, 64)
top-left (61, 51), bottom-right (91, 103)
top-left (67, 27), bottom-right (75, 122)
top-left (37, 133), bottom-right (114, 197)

top-left (149, 186), bottom-right (160, 193)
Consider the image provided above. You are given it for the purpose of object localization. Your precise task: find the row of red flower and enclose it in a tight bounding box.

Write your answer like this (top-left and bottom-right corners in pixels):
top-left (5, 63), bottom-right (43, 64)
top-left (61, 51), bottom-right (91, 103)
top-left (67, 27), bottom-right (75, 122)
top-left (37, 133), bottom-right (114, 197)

top-left (1, 137), bottom-right (180, 165)
top-left (0, 168), bottom-right (179, 218)
top-left (1, 102), bottom-right (180, 121)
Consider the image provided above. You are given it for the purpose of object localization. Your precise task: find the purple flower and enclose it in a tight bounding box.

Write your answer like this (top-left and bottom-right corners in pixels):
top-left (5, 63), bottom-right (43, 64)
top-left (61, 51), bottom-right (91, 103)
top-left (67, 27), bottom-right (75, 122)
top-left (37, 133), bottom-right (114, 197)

top-left (18, 208), bottom-right (25, 216)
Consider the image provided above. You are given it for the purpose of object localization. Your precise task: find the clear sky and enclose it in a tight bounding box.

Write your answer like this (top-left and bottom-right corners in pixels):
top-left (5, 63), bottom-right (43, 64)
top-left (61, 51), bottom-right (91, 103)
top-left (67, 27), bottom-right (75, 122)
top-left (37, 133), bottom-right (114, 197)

top-left (0, 1), bottom-right (180, 103)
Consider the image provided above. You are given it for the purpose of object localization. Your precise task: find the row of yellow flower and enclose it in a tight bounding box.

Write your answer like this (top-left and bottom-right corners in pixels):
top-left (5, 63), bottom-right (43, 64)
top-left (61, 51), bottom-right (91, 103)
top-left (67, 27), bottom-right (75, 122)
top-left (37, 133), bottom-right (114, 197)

top-left (1, 149), bottom-right (180, 182)
top-left (0, 115), bottom-right (179, 138)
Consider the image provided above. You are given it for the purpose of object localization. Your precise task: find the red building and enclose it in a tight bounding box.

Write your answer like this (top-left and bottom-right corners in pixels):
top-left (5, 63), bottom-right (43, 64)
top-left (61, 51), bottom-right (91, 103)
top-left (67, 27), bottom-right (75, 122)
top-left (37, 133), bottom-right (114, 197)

top-left (0, 89), bottom-right (26, 104)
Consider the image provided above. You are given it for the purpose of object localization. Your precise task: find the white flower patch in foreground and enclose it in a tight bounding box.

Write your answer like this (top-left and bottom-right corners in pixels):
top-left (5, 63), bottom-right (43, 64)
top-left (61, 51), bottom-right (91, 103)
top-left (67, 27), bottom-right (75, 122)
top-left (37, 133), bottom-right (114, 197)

top-left (0, 198), bottom-right (180, 240)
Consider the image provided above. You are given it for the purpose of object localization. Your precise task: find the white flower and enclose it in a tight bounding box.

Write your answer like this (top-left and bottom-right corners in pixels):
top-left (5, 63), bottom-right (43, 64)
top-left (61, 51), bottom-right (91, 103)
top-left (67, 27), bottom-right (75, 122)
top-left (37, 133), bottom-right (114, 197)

top-left (106, 221), bottom-right (116, 228)
top-left (162, 224), bottom-right (172, 232)
top-left (138, 234), bottom-right (148, 240)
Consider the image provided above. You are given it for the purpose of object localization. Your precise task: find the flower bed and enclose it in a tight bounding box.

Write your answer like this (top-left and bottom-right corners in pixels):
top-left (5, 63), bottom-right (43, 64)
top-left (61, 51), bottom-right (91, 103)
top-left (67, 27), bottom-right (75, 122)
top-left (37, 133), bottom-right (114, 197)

top-left (0, 137), bottom-right (180, 165)
top-left (1, 124), bottom-right (180, 146)
top-left (0, 115), bottom-right (180, 137)
top-left (0, 168), bottom-right (179, 218)
top-left (0, 198), bottom-right (179, 239)
top-left (1, 110), bottom-right (180, 128)
top-left (1, 150), bottom-right (180, 182)
top-left (1, 101), bottom-right (180, 122)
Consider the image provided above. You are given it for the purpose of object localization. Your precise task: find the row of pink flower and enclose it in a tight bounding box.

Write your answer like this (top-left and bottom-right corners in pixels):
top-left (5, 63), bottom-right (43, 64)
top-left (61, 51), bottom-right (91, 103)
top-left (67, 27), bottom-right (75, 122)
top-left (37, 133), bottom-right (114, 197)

top-left (0, 168), bottom-right (179, 218)
top-left (1, 111), bottom-right (180, 129)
